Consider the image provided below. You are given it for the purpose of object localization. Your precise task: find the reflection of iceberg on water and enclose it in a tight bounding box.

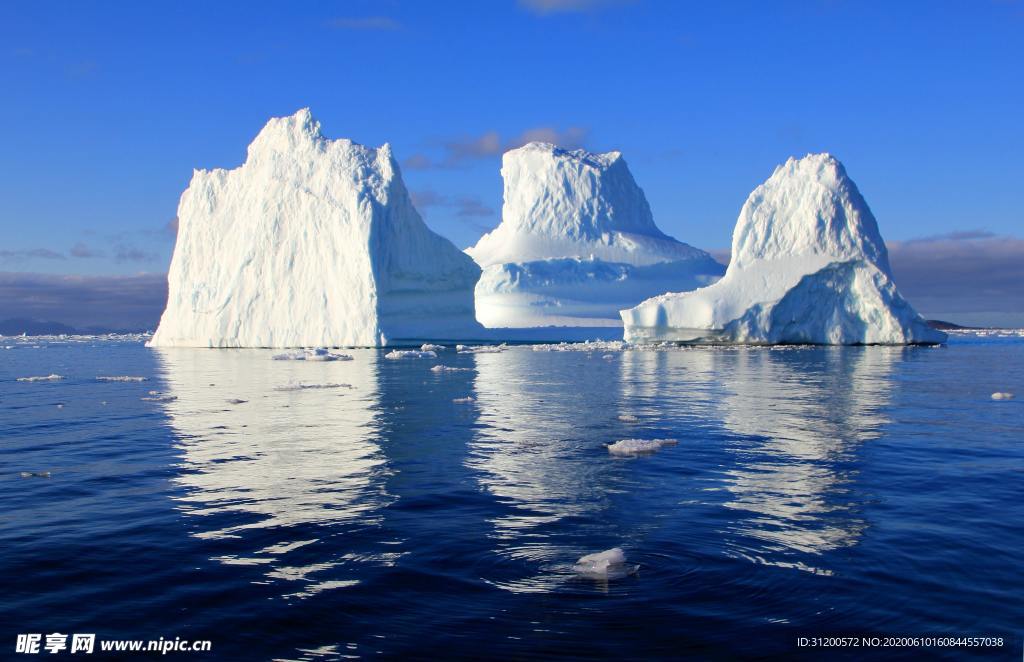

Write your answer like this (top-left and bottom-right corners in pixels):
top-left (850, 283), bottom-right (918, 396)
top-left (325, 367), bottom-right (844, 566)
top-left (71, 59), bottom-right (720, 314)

top-left (154, 348), bottom-right (397, 598)
top-left (716, 347), bottom-right (896, 573)
top-left (465, 351), bottom-right (623, 593)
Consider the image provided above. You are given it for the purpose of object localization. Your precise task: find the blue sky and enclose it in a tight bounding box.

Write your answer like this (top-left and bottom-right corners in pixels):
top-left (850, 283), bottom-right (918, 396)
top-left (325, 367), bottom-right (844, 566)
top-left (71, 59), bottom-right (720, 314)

top-left (1, 0), bottom-right (1022, 326)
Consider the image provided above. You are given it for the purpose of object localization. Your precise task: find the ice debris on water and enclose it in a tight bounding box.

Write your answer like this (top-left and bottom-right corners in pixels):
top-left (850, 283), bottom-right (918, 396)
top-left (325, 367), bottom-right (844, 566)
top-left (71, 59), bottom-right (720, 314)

top-left (607, 438), bottom-right (678, 456)
top-left (384, 350), bottom-right (437, 360)
top-left (617, 413), bottom-right (640, 423)
top-left (272, 348), bottom-right (353, 361)
top-left (421, 343), bottom-right (446, 352)
top-left (456, 344), bottom-right (506, 354)
top-left (274, 382), bottom-right (353, 392)
top-left (20, 471), bottom-right (52, 479)
top-left (430, 364), bottom-right (472, 373)
top-left (572, 548), bottom-right (638, 579)
top-left (17, 374), bottom-right (64, 382)
top-left (452, 396), bottom-right (475, 403)
top-left (96, 376), bottom-right (147, 382)
top-left (531, 340), bottom-right (626, 353)
top-left (991, 392), bottom-right (1014, 400)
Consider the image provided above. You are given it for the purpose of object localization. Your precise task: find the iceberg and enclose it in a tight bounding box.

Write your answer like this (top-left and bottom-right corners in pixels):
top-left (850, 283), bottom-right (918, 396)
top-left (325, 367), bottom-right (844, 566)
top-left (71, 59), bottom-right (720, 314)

top-left (150, 109), bottom-right (482, 348)
top-left (621, 153), bottom-right (946, 345)
top-left (466, 143), bottom-right (724, 328)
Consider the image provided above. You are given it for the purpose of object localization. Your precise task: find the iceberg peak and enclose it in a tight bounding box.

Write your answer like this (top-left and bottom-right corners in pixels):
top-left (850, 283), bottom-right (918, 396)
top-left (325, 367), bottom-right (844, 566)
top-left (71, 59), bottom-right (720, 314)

top-left (730, 152), bottom-right (891, 275)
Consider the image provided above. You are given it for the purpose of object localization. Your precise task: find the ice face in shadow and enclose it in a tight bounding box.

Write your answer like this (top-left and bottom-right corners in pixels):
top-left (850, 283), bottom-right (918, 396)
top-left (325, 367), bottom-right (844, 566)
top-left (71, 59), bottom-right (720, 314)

top-left (715, 347), bottom-right (896, 572)
top-left (621, 154), bottom-right (945, 345)
top-left (467, 143), bottom-right (724, 328)
top-left (150, 108), bottom-right (482, 348)
top-left (154, 348), bottom-right (398, 598)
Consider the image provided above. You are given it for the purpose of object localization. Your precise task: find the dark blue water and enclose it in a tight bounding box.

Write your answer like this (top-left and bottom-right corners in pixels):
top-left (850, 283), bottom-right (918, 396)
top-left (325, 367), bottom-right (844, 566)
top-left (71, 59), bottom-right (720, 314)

top-left (2, 334), bottom-right (1022, 660)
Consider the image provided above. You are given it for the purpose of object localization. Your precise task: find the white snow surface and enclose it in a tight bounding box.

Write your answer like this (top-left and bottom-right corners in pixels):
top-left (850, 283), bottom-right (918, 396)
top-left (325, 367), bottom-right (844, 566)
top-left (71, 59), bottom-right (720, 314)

top-left (467, 143), bottom-right (724, 328)
top-left (621, 153), bottom-right (946, 345)
top-left (150, 109), bottom-right (482, 348)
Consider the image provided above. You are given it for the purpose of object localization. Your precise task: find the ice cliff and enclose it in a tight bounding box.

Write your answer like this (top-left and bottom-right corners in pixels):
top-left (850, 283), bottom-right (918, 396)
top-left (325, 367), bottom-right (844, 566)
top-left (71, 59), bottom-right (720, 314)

top-left (149, 109), bottom-right (482, 348)
top-left (620, 153), bottom-right (946, 345)
top-left (466, 143), bottom-right (724, 328)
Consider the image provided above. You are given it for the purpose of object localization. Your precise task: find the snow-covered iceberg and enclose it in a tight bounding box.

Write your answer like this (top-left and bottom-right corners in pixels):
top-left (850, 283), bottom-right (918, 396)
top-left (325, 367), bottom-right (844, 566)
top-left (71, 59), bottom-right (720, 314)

top-left (621, 153), bottom-right (946, 345)
top-left (150, 109), bottom-right (482, 348)
top-left (466, 143), bottom-right (724, 328)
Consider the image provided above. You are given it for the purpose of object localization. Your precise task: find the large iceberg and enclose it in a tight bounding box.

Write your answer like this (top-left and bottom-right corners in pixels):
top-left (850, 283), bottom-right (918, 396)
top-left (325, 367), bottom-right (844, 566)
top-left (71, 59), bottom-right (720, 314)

top-left (466, 143), bottom-right (724, 328)
top-left (621, 153), bottom-right (946, 345)
top-left (150, 109), bottom-right (482, 348)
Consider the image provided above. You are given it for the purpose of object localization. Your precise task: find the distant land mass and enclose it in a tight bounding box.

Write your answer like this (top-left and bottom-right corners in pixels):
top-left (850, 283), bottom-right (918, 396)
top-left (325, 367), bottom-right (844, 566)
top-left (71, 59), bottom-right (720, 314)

top-left (0, 318), bottom-right (150, 336)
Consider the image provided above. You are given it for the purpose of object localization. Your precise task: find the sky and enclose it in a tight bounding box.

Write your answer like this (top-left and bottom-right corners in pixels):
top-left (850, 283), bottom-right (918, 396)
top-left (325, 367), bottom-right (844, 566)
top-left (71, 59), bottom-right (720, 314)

top-left (0, 0), bottom-right (1021, 328)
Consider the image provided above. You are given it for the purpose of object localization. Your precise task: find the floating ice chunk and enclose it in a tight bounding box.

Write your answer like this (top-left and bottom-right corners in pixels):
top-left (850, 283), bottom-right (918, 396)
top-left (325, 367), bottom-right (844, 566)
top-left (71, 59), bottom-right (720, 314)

top-left (991, 392), bottom-right (1015, 400)
top-left (607, 438), bottom-right (678, 456)
top-left (421, 343), bottom-right (446, 352)
top-left (384, 350), bottom-right (437, 360)
top-left (572, 548), bottom-right (637, 579)
top-left (20, 471), bottom-right (52, 479)
top-left (452, 396), bottom-right (475, 403)
top-left (141, 394), bottom-right (177, 402)
top-left (273, 348), bottom-right (353, 361)
top-left (96, 375), bottom-right (147, 382)
top-left (431, 365), bottom-right (472, 373)
top-left (305, 348), bottom-right (353, 362)
top-left (617, 413), bottom-right (640, 423)
top-left (274, 382), bottom-right (353, 392)
top-left (456, 344), bottom-right (506, 354)
top-left (272, 350), bottom-right (307, 360)
top-left (601, 354), bottom-right (615, 359)
top-left (17, 374), bottom-right (64, 382)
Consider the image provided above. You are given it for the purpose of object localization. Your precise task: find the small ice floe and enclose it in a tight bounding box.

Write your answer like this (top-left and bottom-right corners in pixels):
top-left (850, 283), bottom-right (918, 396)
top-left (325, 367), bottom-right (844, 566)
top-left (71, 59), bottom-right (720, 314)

top-left (421, 343), bottom-right (446, 352)
top-left (305, 348), bottom-right (353, 362)
top-left (141, 390), bottom-right (177, 402)
top-left (430, 365), bottom-right (471, 373)
top-left (607, 438), bottom-right (678, 456)
top-left (991, 392), bottom-right (1014, 400)
top-left (16, 374), bottom-right (64, 382)
top-left (274, 382), bottom-right (353, 392)
top-left (384, 350), bottom-right (437, 360)
top-left (601, 354), bottom-right (615, 360)
top-left (572, 548), bottom-right (638, 580)
top-left (456, 344), bottom-right (506, 354)
top-left (452, 396), bottom-right (475, 403)
top-left (20, 471), bottom-right (52, 479)
top-left (96, 375), bottom-right (147, 382)
top-left (617, 413), bottom-right (640, 423)
top-left (273, 348), bottom-right (353, 361)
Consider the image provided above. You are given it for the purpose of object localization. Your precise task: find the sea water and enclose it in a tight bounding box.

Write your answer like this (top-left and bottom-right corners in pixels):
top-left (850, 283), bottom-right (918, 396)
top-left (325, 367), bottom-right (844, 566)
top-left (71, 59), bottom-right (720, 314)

top-left (1, 332), bottom-right (1021, 659)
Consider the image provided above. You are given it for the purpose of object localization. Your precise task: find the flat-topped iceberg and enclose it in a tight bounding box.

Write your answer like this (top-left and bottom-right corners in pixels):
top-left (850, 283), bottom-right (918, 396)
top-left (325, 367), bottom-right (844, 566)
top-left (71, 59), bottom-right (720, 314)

top-left (621, 153), bottom-right (945, 345)
top-left (466, 142), bottom-right (724, 328)
top-left (150, 109), bottom-right (482, 348)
